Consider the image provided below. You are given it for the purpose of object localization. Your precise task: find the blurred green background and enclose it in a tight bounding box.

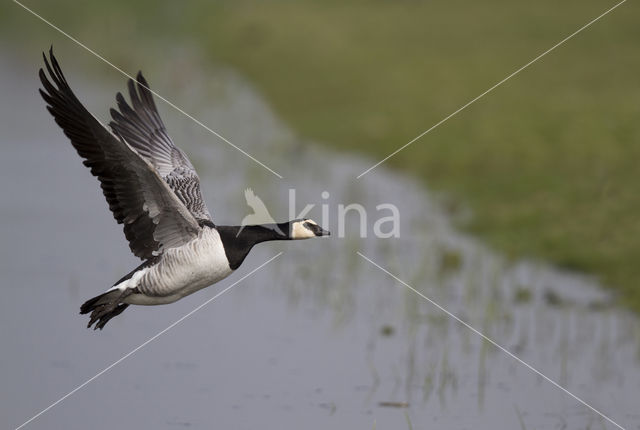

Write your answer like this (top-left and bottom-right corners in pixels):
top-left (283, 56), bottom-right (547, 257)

top-left (3, 0), bottom-right (639, 310)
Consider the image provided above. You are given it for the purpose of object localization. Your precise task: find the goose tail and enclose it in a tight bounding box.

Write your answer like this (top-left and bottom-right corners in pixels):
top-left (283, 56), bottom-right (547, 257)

top-left (80, 290), bottom-right (130, 330)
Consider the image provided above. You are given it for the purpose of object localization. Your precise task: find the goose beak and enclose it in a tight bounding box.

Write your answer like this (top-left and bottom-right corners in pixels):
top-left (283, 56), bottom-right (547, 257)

top-left (312, 225), bottom-right (331, 237)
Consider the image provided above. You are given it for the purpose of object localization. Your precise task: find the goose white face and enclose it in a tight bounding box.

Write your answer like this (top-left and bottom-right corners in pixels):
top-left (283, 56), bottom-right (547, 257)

top-left (291, 219), bottom-right (330, 239)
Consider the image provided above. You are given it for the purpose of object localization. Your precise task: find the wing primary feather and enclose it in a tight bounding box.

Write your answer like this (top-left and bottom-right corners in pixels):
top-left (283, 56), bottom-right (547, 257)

top-left (108, 69), bottom-right (214, 222)
top-left (40, 48), bottom-right (201, 259)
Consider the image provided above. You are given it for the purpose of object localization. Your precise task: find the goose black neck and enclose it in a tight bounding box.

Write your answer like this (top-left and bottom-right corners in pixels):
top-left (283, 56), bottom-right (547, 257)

top-left (216, 223), bottom-right (292, 270)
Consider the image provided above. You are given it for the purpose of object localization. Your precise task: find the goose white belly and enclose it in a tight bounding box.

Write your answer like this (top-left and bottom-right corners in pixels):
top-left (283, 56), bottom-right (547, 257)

top-left (121, 228), bottom-right (233, 305)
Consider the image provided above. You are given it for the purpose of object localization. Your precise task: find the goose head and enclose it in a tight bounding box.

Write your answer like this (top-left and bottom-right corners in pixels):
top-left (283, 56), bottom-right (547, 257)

top-left (290, 219), bottom-right (330, 239)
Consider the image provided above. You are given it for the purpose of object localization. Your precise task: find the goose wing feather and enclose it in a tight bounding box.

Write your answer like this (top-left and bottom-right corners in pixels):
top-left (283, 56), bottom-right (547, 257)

top-left (109, 72), bottom-right (213, 222)
top-left (39, 48), bottom-right (200, 259)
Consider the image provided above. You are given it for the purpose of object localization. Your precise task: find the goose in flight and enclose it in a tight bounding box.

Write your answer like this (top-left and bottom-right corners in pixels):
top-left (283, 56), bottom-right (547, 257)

top-left (39, 48), bottom-right (329, 330)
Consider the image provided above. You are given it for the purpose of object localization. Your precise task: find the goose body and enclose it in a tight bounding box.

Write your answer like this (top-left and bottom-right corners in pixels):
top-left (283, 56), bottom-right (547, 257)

top-left (111, 227), bottom-right (232, 306)
top-left (39, 49), bottom-right (329, 329)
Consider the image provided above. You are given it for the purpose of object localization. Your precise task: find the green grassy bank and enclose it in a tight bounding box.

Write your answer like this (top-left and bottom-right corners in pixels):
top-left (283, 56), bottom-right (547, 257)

top-left (3, 0), bottom-right (640, 309)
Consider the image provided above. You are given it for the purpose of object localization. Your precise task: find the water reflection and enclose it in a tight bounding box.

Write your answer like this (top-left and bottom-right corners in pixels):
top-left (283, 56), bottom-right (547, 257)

top-left (1, 49), bottom-right (639, 430)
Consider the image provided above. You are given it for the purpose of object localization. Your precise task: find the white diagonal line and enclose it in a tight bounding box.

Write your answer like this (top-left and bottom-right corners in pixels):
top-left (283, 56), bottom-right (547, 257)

top-left (13, 0), bottom-right (283, 179)
top-left (357, 0), bottom-right (627, 178)
top-left (14, 252), bottom-right (283, 430)
top-left (357, 251), bottom-right (626, 430)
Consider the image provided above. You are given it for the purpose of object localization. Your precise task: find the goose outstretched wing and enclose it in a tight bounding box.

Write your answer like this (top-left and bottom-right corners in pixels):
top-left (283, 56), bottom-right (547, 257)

top-left (108, 72), bottom-right (213, 222)
top-left (39, 48), bottom-right (200, 259)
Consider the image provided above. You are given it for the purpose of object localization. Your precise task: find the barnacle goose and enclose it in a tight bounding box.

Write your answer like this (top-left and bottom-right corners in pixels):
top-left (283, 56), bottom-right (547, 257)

top-left (39, 48), bottom-right (329, 330)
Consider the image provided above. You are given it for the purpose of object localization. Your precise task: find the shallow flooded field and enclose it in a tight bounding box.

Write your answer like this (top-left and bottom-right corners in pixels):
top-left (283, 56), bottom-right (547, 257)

top-left (1, 50), bottom-right (639, 430)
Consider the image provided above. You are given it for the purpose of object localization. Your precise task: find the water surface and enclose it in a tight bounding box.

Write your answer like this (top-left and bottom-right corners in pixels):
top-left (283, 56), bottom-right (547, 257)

top-left (1, 50), bottom-right (639, 430)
